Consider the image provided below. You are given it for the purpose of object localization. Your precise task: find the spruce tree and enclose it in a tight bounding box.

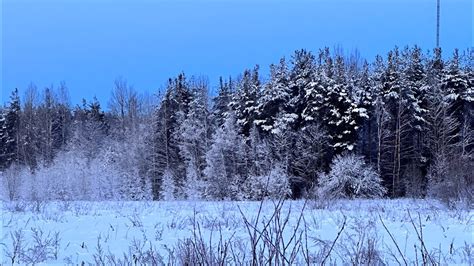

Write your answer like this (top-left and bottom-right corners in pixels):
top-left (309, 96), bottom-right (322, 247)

top-left (230, 66), bottom-right (261, 137)
top-left (148, 87), bottom-right (179, 199)
top-left (212, 76), bottom-right (232, 129)
top-left (441, 49), bottom-right (472, 157)
top-left (255, 58), bottom-right (291, 135)
top-left (288, 49), bottom-right (317, 130)
top-left (148, 74), bottom-right (192, 199)
top-left (1, 89), bottom-right (21, 170)
top-left (355, 61), bottom-right (376, 163)
top-left (0, 108), bottom-right (8, 170)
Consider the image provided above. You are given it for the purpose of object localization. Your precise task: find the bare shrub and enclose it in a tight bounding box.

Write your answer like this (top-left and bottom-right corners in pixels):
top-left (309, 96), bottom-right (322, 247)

top-left (3, 228), bottom-right (61, 265)
top-left (173, 211), bottom-right (235, 265)
top-left (340, 217), bottom-right (384, 265)
top-left (427, 155), bottom-right (473, 208)
top-left (237, 198), bottom-right (312, 265)
top-left (3, 230), bottom-right (25, 264)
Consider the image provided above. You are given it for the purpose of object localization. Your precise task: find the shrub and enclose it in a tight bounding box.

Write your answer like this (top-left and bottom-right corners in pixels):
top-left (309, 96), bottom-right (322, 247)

top-left (317, 153), bottom-right (386, 199)
top-left (243, 165), bottom-right (292, 200)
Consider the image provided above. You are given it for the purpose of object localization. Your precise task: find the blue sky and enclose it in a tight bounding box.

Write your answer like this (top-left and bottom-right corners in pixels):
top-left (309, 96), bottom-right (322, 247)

top-left (1, 0), bottom-right (472, 106)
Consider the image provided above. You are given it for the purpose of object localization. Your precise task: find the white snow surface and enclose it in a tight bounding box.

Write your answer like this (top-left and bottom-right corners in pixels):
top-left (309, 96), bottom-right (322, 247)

top-left (1, 199), bottom-right (472, 265)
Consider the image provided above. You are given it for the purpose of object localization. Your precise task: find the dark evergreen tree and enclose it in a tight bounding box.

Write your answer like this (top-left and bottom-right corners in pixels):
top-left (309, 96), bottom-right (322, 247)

top-left (148, 89), bottom-right (173, 200)
top-left (325, 54), bottom-right (360, 154)
top-left (255, 58), bottom-right (292, 135)
top-left (230, 66), bottom-right (260, 137)
top-left (147, 74), bottom-right (192, 199)
top-left (302, 51), bottom-right (361, 155)
top-left (403, 46), bottom-right (431, 196)
top-left (0, 89), bottom-right (21, 170)
top-left (0, 108), bottom-right (8, 170)
top-left (212, 76), bottom-right (232, 129)
top-left (288, 49), bottom-right (317, 130)
top-left (380, 48), bottom-right (415, 197)
top-left (355, 61), bottom-right (376, 164)
top-left (441, 49), bottom-right (472, 157)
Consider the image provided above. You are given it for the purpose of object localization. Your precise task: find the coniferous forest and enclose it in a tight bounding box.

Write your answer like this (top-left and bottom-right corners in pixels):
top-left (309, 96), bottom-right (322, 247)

top-left (1, 46), bottom-right (473, 204)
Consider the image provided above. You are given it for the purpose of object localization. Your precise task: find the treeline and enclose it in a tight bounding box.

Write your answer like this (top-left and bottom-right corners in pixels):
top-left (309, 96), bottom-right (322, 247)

top-left (0, 46), bottom-right (472, 202)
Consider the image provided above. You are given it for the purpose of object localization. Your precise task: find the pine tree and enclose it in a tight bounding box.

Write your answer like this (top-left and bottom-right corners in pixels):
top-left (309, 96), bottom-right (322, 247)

top-left (462, 48), bottom-right (474, 157)
top-left (380, 48), bottom-right (414, 197)
top-left (171, 74), bottom-right (193, 195)
top-left (255, 58), bottom-right (292, 135)
top-left (325, 55), bottom-right (360, 154)
top-left (370, 55), bottom-right (389, 174)
top-left (405, 47), bottom-right (429, 131)
top-left (148, 87), bottom-right (179, 200)
top-left (212, 76), bottom-right (232, 129)
top-left (288, 49), bottom-right (317, 130)
top-left (403, 46), bottom-right (431, 195)
top-left (441, 49), bottom-right (472, 157)
top-left (0, 108), bottom-right (8, 170)
top-left (1, 89), bottom-right (21, 170)
top-left (381, 49), bottom-right (404, 197)
top-left (1, 45), bottom-right (471, 201)
top-left (299, 49), bottom-right (328, 127)
top-left (230, 66), bottom-right (261, 137)
top-left (355, 61), bottom-right (376, 163)
top-left (302, 52), bottom-right (360, 155)
top-left (147, 74), bottom-right (192, 199)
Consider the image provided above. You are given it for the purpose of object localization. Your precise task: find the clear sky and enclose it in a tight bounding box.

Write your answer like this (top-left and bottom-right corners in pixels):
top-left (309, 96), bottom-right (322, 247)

top-left (1, 0), bottom-right (472, 106)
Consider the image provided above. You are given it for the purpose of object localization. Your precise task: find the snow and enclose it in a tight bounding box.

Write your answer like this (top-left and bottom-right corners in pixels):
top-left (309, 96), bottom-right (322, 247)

top-left (1, 199), bottom-right (472, 265)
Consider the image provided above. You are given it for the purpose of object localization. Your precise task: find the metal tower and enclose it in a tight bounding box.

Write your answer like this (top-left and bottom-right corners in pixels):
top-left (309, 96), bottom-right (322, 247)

top-left (436, 0), bottom-right (440, 47)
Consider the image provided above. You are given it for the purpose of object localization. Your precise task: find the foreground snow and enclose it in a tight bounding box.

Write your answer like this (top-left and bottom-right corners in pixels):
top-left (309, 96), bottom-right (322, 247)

top-left (1, 199), bottom-right (472, 265)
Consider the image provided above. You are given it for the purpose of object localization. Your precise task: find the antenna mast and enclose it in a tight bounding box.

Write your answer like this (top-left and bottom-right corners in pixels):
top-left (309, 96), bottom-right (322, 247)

top-left (436, 0), bottom-right (440, 47)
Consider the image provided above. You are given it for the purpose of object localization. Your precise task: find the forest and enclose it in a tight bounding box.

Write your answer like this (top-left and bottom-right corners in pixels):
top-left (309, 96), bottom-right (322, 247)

top-left (1, 46), bottom-right (473, 204)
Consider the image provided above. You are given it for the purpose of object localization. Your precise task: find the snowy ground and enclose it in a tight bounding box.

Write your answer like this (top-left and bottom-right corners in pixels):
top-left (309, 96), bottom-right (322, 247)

top-left (1, 199), bottom-right (472, 265)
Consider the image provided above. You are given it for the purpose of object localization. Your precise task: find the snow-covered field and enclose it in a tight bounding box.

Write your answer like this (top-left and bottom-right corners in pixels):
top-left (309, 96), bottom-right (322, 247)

top-left (1, 199), bottom-right (472, 265)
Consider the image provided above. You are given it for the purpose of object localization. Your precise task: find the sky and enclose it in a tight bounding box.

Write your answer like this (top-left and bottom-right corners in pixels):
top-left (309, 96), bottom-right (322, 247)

top-left (1, 0), bottom-right (473, 107)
